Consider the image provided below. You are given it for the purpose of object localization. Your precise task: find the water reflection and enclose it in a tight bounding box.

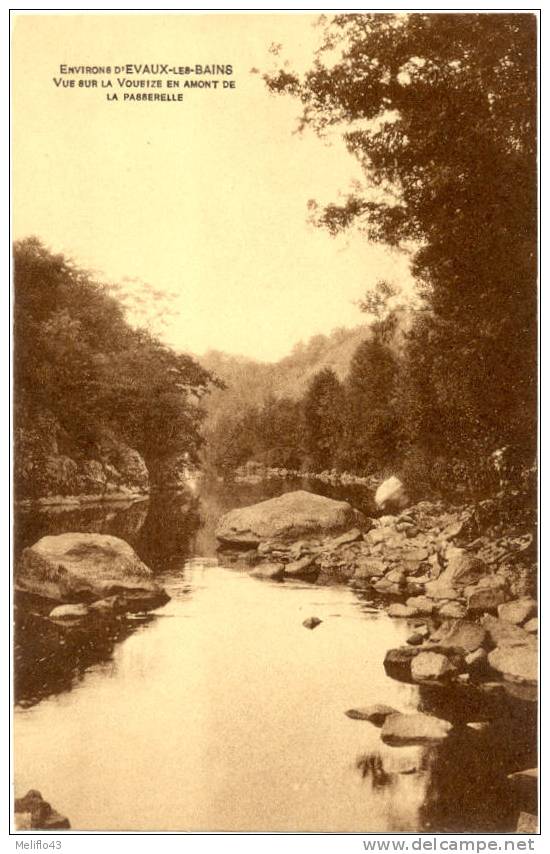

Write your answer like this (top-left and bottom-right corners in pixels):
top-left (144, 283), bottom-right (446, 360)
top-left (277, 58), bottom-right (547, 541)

top-left (13, 478), bottom-right (537, 832)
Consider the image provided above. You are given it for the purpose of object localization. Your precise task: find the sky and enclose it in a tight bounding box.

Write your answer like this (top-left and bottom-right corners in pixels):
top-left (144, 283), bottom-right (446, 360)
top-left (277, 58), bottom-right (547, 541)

top-left (11, 13), bottom-right (415, 362)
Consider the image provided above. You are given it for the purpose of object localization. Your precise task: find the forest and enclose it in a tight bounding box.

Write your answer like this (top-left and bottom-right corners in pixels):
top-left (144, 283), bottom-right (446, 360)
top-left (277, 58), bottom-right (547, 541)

top-left (207, 12), bottom-right (537, 504)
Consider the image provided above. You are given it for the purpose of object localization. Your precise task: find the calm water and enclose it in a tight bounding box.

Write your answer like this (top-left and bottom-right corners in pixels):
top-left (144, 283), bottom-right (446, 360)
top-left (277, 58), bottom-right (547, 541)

top-left (13, 478), bottom-right (534, 832)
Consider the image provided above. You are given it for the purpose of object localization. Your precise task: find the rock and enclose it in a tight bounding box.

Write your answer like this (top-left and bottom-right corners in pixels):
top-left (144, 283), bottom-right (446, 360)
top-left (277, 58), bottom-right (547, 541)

top-left (386, 569), bottom-right (406, 585)
top-left (508, 768), bottom-right (538, 814)
top-left (467, 586), bottom-right (506, 614)
top-left (465, 647), bottom-right (488, 675)
top-left (516, 812), bottom-right (538, 833)
top-left (387, 603), bottom-right (416, 618)
top-left (411, 651), bottom-right (456, 682)
top-left (381, 712), bottom-right (453, 745)
top-left (406, 596), bottom-right (435, 616)
top-left (383, 646), bottom-right (419, 679)
top-left (497, 598), bottom-right (537, 626)
top-left (407, 631), bottom-right (425, 646)
top-left (438, 602), bottom-right (467, 620)
top-left (303, 616), bottom-right (322, 630)
top-left (430, 620), bottom-right (488, 655)
top-left (488, 646), bottom-right (538, 686)
top-left (331, 527), bottom-right (364, 547)
top-left (216, 490), bottom-right (364, 546)
top-left (345, 704), bottom-right (397, 725)
top-left (284, 556), bottom-right (319, 579)
top-left (16, 533), bottom-right (168, 609)
top-left (375, 476), bottom-right (409, 512)
top-left (424, 581), bottom-right (461, 600)
top-left (481, 615), bottom-right (537, 649)
top-left (14, 790), bottom-right (70, 830)
top-left (353, 558), bottom-right (387, 580)
top-left (89, 595), bottom-right (125, 615)
top-left (374, 579), bottom-right (402, 596)
top-left (438, 549), bottom-right (487, 588)
top-left (250, 563), bottom-right (285, 581)
top-left (524, 617), bottom-right (538, 634)
top-left (49, 603), bottom-right (90, 621)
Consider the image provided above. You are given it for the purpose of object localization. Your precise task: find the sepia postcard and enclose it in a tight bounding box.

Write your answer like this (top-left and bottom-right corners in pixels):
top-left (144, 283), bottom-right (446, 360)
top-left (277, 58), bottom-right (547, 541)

top-left (10, 8), bottom-right (539, 838)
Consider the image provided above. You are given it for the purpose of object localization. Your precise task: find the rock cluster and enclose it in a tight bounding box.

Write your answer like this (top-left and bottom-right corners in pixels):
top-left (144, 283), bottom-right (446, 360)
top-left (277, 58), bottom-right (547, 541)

top-left (14, 790), bottom-right (70, 830)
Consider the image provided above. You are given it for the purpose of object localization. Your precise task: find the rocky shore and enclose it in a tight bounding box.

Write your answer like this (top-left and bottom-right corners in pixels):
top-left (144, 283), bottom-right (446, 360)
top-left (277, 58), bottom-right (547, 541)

top-left (216, 486), bottom-right (538, 831)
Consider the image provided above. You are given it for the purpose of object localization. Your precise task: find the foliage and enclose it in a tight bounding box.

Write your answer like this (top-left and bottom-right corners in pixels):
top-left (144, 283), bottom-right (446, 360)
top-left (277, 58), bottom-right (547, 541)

top-left (264, 12), bottom-right (537, 493)
top-left (14, 238), bottom-right (218, 478)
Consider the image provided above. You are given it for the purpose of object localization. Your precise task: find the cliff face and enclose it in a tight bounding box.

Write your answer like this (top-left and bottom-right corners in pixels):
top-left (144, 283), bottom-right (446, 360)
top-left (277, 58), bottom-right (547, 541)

top-left (14, 409), bottom-right (149, 501)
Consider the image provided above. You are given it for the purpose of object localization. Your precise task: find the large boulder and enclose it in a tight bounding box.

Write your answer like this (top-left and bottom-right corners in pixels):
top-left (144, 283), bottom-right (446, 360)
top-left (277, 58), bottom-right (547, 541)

top-left (216, 490), bottom-right (365, 547)
top-left (16, 533), bottom-right (169, 610)
top-left (374, 476), bottom-right (409, 512)
top-left (381, 712), bottom-right (453, 745)
top-left (497, 598), bottom-right (537, 626)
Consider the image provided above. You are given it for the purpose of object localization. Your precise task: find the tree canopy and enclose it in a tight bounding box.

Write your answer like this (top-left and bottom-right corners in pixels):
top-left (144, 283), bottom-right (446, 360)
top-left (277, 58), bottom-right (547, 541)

top-left (265, 12), bottom-right (538, 485)
top-left (14, 238), bottom-right (218, 475)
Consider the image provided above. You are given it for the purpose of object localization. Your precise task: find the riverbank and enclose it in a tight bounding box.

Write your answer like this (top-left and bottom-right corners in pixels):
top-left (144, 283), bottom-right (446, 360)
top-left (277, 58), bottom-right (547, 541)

top-left (216, 489), bottom-right (538, 829)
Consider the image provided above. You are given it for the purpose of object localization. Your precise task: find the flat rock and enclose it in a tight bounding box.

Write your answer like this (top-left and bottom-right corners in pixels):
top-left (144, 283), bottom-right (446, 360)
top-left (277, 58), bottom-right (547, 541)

top-left (411, 651), bottom-right (456, 682)
top-left (345, 704), bottom-right (397, 725)
top-left (16, 533), bottom-right (168, 609)
top-left (488, 646), bottom-right (538, 686)
top-left (524, 617), bottom-right (538, 634)
top-left (498, 598), bottom-right (537, 626)
top-left (381, 712), bottom-right (453, 745)
top-left (438, 601), bottom-right (467, 620)
top-left (216, 490), bottom-right (364, 546)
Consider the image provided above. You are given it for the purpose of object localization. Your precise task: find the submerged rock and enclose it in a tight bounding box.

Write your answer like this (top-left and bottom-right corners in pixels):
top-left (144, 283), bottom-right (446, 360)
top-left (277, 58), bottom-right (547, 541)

top-left (16, 533), bottom-right (169, 610)
top-left (345, 704), bottom-right (397, 725)
top-left (381, 712), bottom-right (453, 745)
top-left (216, 490), bottom-right (366, 547)
top-left (303, 616), bottom-right (322, 630)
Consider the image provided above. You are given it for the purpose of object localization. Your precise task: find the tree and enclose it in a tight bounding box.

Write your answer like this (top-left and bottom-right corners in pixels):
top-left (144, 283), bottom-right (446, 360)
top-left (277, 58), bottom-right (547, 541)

top-left (303, 368), bottom-right (344, 470)
top-left (266, 13), bottom-right (537, 487)
top-left (340, 338), bottom-right (399, 473)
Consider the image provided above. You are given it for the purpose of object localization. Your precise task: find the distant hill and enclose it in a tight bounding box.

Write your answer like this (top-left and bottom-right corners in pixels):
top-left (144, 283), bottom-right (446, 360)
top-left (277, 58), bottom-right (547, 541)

top-left (199, 324), bottom-right (374, 434)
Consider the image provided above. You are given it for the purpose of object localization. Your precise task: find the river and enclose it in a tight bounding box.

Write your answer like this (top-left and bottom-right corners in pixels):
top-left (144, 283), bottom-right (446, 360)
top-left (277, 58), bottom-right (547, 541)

top-left (13, 477), bottom-right (533, 832)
